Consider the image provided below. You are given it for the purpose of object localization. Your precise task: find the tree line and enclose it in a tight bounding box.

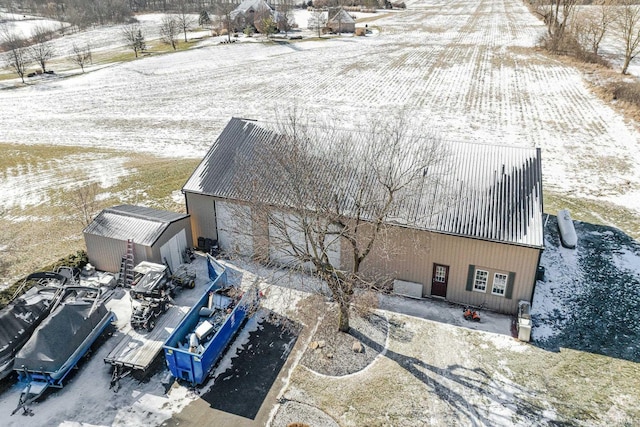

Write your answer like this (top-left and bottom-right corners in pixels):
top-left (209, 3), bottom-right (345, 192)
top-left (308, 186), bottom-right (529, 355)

top-left (531, 0), bottom-right (640, 74)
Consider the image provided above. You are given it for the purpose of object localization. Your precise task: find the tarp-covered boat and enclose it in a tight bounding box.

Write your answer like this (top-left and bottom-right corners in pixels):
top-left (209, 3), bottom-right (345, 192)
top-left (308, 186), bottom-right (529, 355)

top-left (14, 287), bottom-right (113, 380)
top-left (12, 286), bottom-right (114, 415)
top-left (0, 272), bottom-right (68, 379)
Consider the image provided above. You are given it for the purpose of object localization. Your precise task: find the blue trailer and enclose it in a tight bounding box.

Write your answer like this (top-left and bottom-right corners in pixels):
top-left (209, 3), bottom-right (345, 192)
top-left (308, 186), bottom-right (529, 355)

top-left (163, 256), bottom-right (258, 386)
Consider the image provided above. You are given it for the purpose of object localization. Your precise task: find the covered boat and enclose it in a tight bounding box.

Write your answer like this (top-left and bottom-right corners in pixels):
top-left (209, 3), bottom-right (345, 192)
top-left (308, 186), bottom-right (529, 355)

top-left (0, 272), bottom-right (68, 379)
top-left (14, 286), bottom-right (114, 382)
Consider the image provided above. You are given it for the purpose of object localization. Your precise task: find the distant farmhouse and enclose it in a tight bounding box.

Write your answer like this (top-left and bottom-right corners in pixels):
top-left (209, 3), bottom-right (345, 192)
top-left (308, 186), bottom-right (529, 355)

top-left (307, 7), bottom-right (356, 34)
top-left (230, 0), bottom-right (272, 32)
top-left (327, 7), bottom-right (356, 33)
top-left (182, 118), bottom-right (544, 314)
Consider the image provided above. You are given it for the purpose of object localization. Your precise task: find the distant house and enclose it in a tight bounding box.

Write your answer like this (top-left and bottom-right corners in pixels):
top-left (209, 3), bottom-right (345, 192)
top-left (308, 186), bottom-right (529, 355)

top-left (327, 7), bottom-right (355, 33)
top-left (230, 0), bottom-right (274, 32)
top-left (182, 118), bottom-right (544, 314)
top-left (83, 205), bottom-right (192, 273)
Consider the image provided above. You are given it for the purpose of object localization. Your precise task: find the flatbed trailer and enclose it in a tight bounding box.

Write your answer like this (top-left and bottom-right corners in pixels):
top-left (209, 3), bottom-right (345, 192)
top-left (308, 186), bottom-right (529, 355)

top-left (104, 256), bottom-right (212, 391)
top-left (104, 304), bottom-right (190, 389)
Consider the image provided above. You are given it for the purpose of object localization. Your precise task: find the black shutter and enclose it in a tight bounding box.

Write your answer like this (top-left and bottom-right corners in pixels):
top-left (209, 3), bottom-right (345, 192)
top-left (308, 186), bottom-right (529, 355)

top-left (466, 265), bottom-right (475, 292)
top-left (505, 272), bottom-right (515, 299)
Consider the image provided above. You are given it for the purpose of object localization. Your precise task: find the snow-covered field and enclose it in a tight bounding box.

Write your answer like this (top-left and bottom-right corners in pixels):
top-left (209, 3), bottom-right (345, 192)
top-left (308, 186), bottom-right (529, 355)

top-left (1, 0), bottom-right (640, 219)
top-left (1, 0), bottom-right (639, 424)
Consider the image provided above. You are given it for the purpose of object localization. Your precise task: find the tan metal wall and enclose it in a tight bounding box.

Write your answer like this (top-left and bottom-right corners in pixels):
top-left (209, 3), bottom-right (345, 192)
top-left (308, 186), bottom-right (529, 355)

top-left (345, 225), bottom-right (540, 314)
top-left (186, 194), bottom-right (540, 314)
top-left (84, 233), bottom-right (151, 273)
top-left (85, 219), bottom-right (191, 273)
top-left (149, 218), bottom-right (193, 262)
top-left (185, 192), bottom-right (218, 245)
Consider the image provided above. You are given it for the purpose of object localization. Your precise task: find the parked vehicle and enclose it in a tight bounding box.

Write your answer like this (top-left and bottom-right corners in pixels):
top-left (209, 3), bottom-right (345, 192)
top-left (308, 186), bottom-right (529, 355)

top-left (129, 262), bottom-right (176, 300)
top-left (130, 296), bottom-right (169, 332)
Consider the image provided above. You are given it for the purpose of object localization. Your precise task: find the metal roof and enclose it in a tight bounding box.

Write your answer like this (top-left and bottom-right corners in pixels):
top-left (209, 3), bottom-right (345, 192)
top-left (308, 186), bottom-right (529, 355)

top-left (83, 205), bottom-right (189, 247)
top-left (183, 118), bottom-right (544, 248)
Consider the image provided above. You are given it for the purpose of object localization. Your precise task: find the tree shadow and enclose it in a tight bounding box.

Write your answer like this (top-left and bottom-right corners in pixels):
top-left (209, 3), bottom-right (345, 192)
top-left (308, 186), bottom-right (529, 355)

top-left (532, 216), bottom-right (640, 363)
top-left (350, 328), bottom-right (550, 425)
top-left (200, 310), bottom-right (301, 420)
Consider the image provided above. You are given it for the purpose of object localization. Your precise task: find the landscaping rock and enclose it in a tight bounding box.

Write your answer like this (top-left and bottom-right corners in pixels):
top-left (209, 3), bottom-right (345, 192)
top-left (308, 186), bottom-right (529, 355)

top-left (352, 341), bottom-right (363, 353)
top-left (309, 341), bottom-right (319, 350)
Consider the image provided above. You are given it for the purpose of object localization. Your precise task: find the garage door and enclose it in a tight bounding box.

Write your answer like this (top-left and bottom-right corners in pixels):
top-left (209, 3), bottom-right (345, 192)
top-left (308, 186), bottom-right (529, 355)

top-left (160, 229), bottom-right (187, 273)
top-left (216, 201), bottom-right (254, 256)
top-left (268, 211), bottom-right (340, 270)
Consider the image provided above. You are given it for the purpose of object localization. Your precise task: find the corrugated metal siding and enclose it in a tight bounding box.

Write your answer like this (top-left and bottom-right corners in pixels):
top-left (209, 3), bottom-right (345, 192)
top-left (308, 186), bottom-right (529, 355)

top-left (183, 118), bottom-right (543, 249)
top-left (150, 218), bottom-right (193, 263)
top-left (185, 193), bottom-right (218, 244)
top-left (351, 226), bottom-right (539, 314)
top-left (84, 233), bottom-right (150, 273)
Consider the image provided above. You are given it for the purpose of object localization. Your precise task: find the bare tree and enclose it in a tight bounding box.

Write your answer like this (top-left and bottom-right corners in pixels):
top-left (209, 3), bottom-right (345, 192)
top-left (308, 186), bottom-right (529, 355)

top-left (70, 42), bottom-right (93, 72)
top-left (216, 0), bottom-right (238, 42)
top-left (66, 183), bottom-right (101, 227)
top-left (30, 24), bottom-right (56, 73)
top-left (614, 0), bottom-right (640, 74)
top-left (160, 15), bottom-right (179, 49)
top-left (531, 0), bottom-right (578, 51)
top-left (121, 24), bottom-right (146, 57)
top-left (1, 26), bottom-right (29, 83)
top-left (308, 10), bottom-right (326, 38)
top-left (233, 111), bottom-right (448, 332)
top-left (572, 1), bottom-right (612, 55)
top-left (276, 0), bottom-right (296, 35)
top-left (176, 1), bottom-right (197, 42)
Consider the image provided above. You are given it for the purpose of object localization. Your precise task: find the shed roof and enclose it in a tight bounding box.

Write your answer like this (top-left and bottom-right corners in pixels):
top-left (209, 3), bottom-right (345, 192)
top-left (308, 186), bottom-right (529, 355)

top-left (183, 118), bottom-right (544, 248)
top-left (83, 205), bottom-right (188, 247)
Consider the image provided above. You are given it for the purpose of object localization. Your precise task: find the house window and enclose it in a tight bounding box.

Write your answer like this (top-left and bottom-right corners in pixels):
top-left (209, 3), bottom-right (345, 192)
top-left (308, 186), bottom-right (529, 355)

top-left (474, 269), bottom-right (488, 292)
top-left (492, 273), bottom-right (508, 296)
top-left (434, 265), bottom-right (447, 282)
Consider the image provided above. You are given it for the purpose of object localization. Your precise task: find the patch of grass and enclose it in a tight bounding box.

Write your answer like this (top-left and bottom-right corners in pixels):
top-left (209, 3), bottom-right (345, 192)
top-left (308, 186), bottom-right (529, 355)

top-left (0, 145), bottom-right (200, 285)
top-left (544, 190), bottom-right (640, 239)
top-left (112, 154), bottom-right (200, 211)
top-left (0, 143), bottom-right (105, 170)
top-left (506, 347), bottom-right (640, 423)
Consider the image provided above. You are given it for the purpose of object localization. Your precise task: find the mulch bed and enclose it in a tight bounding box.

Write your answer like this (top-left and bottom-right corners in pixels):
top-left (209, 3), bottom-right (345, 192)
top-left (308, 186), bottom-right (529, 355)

top-left (300, 305), bottom-right (388, 376)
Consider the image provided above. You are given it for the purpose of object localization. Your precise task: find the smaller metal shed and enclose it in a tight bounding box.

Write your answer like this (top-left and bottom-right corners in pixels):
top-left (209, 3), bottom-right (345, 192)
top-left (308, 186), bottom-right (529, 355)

top-left (83, 205), bottom-right (193, 274)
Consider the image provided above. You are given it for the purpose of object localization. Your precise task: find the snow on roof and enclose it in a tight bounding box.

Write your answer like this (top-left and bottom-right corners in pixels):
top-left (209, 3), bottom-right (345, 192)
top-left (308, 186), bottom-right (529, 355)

top-left (183, 118), bottom-right (544, 248)
top-left (83, 204), bottom-right (188, 246)
top-left (234, 0), bottom-right (273, 14)
top-left (328, 8), bottom-right (355, 25)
